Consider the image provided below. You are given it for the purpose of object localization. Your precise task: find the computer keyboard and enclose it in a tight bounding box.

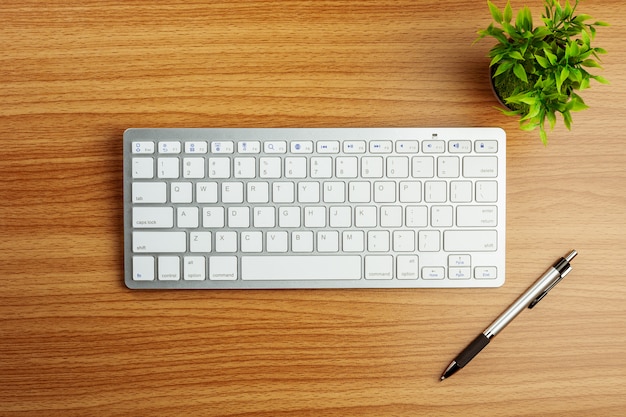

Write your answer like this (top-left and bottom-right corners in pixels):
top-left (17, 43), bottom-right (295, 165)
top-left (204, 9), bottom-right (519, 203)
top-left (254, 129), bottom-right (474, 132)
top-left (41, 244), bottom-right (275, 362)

top-left (124, 127), bottom-right (505, 289)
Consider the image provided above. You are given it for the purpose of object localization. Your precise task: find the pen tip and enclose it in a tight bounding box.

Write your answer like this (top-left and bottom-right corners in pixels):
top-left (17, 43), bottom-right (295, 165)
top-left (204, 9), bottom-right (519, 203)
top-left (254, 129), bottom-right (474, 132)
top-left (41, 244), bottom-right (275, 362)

top-left (440, 376), bottom-right (446, 381)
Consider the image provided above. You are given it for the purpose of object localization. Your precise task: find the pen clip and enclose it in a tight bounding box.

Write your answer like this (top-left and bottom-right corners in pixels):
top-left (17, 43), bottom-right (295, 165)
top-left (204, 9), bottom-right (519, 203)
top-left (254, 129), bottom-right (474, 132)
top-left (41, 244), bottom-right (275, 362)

top-left (528, 250), bottom-right (577, 309)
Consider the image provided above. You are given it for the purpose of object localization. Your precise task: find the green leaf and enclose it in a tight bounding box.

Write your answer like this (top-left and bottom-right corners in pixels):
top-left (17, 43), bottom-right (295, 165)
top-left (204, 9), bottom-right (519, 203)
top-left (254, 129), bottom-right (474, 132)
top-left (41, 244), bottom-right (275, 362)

top-left (559, 67), bottom-right (570, 84)
top-left (509, 51), bottom-right (524, 60)
top-left (493, 61), bottom-right (514, 77)
top-left (546, 110), bottom-right (557, 129)
top-left (544, 49), bottom-right (557, 65)
top-left (540, 128), bottom-right (548, 145)
top-left (535, 54), bottom-right (550, 68)
top-left (513, 63), bottom-right (528, 83)
top-left (582, 59), bottom-right (601, 68)
top-left (490, 53), bottom-right (505, 67)
top-left (504, 1), bottom-right (513, 23)
top-left (563, 110), bottom-right (573, 130)
top-left (488, 1), bottom-right (503, 23)
top-left (593, 21), bottom-right (610, 27)
top-left (592, 75), bottom-right (609, 84)
top-left (574, 14), bottom-right (593, 23)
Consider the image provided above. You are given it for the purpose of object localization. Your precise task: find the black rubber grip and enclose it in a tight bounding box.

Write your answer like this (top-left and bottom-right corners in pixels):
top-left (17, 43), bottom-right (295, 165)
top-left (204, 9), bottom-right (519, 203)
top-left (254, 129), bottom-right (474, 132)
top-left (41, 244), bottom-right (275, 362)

top-left (455, 333), bottom-right (491, 368)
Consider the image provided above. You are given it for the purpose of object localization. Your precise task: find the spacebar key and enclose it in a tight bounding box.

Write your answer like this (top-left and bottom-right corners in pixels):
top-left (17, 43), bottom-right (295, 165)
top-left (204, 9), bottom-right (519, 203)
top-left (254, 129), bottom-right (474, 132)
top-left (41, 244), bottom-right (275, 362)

top-left (242, 256), bottom-right (362, 280)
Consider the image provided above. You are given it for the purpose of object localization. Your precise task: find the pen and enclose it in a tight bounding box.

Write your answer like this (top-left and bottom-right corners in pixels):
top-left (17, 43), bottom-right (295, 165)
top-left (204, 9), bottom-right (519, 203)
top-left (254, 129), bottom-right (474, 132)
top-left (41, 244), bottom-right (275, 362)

top-left (440, 250), bottom-right (578, 381)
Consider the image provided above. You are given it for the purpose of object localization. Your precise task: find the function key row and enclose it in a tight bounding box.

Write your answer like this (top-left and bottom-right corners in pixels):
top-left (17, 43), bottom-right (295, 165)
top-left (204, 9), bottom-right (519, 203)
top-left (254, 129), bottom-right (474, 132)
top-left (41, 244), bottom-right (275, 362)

top-left (132, 140), bottom-right (498, 155)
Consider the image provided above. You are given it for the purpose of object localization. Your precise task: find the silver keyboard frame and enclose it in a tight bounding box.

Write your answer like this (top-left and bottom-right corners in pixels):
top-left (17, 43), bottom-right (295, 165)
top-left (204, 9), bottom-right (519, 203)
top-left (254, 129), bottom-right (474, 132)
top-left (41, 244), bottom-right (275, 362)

top-left (124, 127), bottom-right (506, 289)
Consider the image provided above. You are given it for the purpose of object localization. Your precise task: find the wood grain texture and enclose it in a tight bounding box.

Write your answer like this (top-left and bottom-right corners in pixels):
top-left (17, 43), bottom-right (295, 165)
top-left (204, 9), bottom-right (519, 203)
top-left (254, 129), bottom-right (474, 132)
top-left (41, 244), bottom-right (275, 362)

top-left (1, 1), bottom-right (625, 416)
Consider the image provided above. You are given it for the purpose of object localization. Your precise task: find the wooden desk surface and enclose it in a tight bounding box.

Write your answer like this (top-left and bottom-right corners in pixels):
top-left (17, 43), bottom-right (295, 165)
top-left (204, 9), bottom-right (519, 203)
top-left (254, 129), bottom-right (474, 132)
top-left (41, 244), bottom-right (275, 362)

top-left (1, 1), bottom-right (625, 416)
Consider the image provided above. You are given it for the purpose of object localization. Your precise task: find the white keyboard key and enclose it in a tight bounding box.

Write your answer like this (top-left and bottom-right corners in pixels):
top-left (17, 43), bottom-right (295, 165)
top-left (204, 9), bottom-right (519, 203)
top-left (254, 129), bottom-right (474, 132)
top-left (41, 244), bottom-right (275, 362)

top-left (157, 157), bottom-right (179, 178)
top-left (422, 140), bottom-right (445, 153)
top-left (387, 156), bottom-right (409, 178)
top-left (208, 157), bottom-right (230, 178)
top-left (132, 158), bottom-right (154, 179)
top-left (228, 207), bottom-right (250, 228)
top-left (348, 181), bottom-right (371, 203)
top-left (264, 141), bottom-right (287, 153)
top-left (253, 207), bottom-right (275, 228)
top-left (310, 157), bottom-right (332, 178)
top-left (317, 141), bottom-right (340, 153)
top-left (424, 181), bottom-right (447, 203)
top-left (380, 206), bottom-right (402, 227)
top-left (323, 181), bottom-right (345, 203)
top-left (437, 156), bottom-right (460, 178)
top-left (132, 182), bottom-right (166, 204)
top-left (342, 231), bottom-right (364, 252)
top-left (215, 231), bottom-right (238, 252)
top-left (367, 231), bottom-right (390, 252)
top-left (183, 157), bottom-right (205, 178)
top-left (190, 232), bottom-right (211, 252)
top-left (343, 140), bottom-right (366, 153)
top-left (317, 231), bottom-right (339, 252)
top-left (184, 256), bottom-right (206, 280)
top-left (406, 206), bottom-right (428, 227)
top-left (365, 255), bottom-right (393, 279)
top-left (397, 255), bottom-right (419, 279)
top-left (449, 267), bottom-right (471, 279)
top-left (279, 206), bottom-right (300, 227)
top-left (133, 256), bottom-right (154, 280)
top-left (451, 181), bottom-right (473, 203)
top-left (209, 256), bottom-right (238, 280)
top-left (177, 207), bottom-right (199, 228)
top-left (444, 230), bottom-right (497, 251)
top-left (185, 141), bottom-right (208, 154)
top-left (476, 181), bottom-right (498, 202)
top-left (457, 205), bottom-right (498, 227)
top-left (393, 230), bottom-right (415, 252)
top-left (463, 156), bottom-right (498, 178)
top-left (158, 256), bottom-right (180, 280)
top-left (171, 182), bottom-right (192, 203)
top-left (449, 140), bottom-right (471, 153)
top-left (132, 141), bottom-right (155, 154)
top-left (373, 181), bottom-right (396, 203)
top-left (222, 182), bottom-right (244, 203)
top-left (285, 157), bottom-right (307, 178)
top-left (475, 140), bottom-right (498, 153)
top-left (290, 141), bottom-right (313, 153)
top-left (431, 205), bottom-right (453, 227)
top-left (292, 231), bottom-right (314, 252)
top-left (396, 140), bottom-right (419, 153)
top-left (329, 206), bottom-right (352, 228)
top-left (132, 207), bottom-right (173, 228)
top-left (304, 206), bottom-right (326, 228)
top-left (248, 182), bottom-right (270, 203)
top-left (158, 141), bottom-right (181, 154)
top-left (266, 231), bottom-right (288, 252)
top-left (241, 231), bottom-right (263, 253)
top-left (211, 141), bottom-right (234, 154)
top-left (475, 266), bottom-right (498, 279)
top-left (133, 232), bottom-right (186, 253)
top-left (234, 157), bottom-right (256, 179)
top-left (196, 182), bottom-right (218, 203)
top-left (298, 182), bottom-right (320, 203)
top-left (418, 230), bottom-right (440, 252)
top-left (336, 157), bottom-right (358, 178)
top-left (238, 141), bottom-right (261, 153)
top-left (369, 141), bottom-right (393, 153)
top-left (399, 181), bottom-right (421, 203)
top-left (422, 267), bottom-right (445, 279)
top-left (242, 256), bottom-right (361, 280)
top-left (361, 157), bottom-right (383, 178)
top-left (355, 206), bottom-right (377, 227)
top-left (260, 157), bottom-right (282, 178)
top-left (449, 254), bottom-right (471, 267)
top-left (203, 207), bottom-right (225, 228)
top-left (411, 156), bottom-right (434, 178)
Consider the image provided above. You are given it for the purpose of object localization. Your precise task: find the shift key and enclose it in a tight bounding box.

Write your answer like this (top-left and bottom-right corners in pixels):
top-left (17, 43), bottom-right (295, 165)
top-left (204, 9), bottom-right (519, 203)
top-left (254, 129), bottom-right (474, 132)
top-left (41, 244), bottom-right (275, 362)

top-left (133, 231), bottom-right (186, 253)
top-left (444, 230), bottom-right (497, 251)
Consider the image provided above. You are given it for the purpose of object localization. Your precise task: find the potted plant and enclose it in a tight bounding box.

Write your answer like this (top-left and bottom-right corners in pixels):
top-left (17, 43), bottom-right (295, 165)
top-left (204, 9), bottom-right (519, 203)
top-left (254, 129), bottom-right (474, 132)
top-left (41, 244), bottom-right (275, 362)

top-left (476, 0), bottom-right (608, 144)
